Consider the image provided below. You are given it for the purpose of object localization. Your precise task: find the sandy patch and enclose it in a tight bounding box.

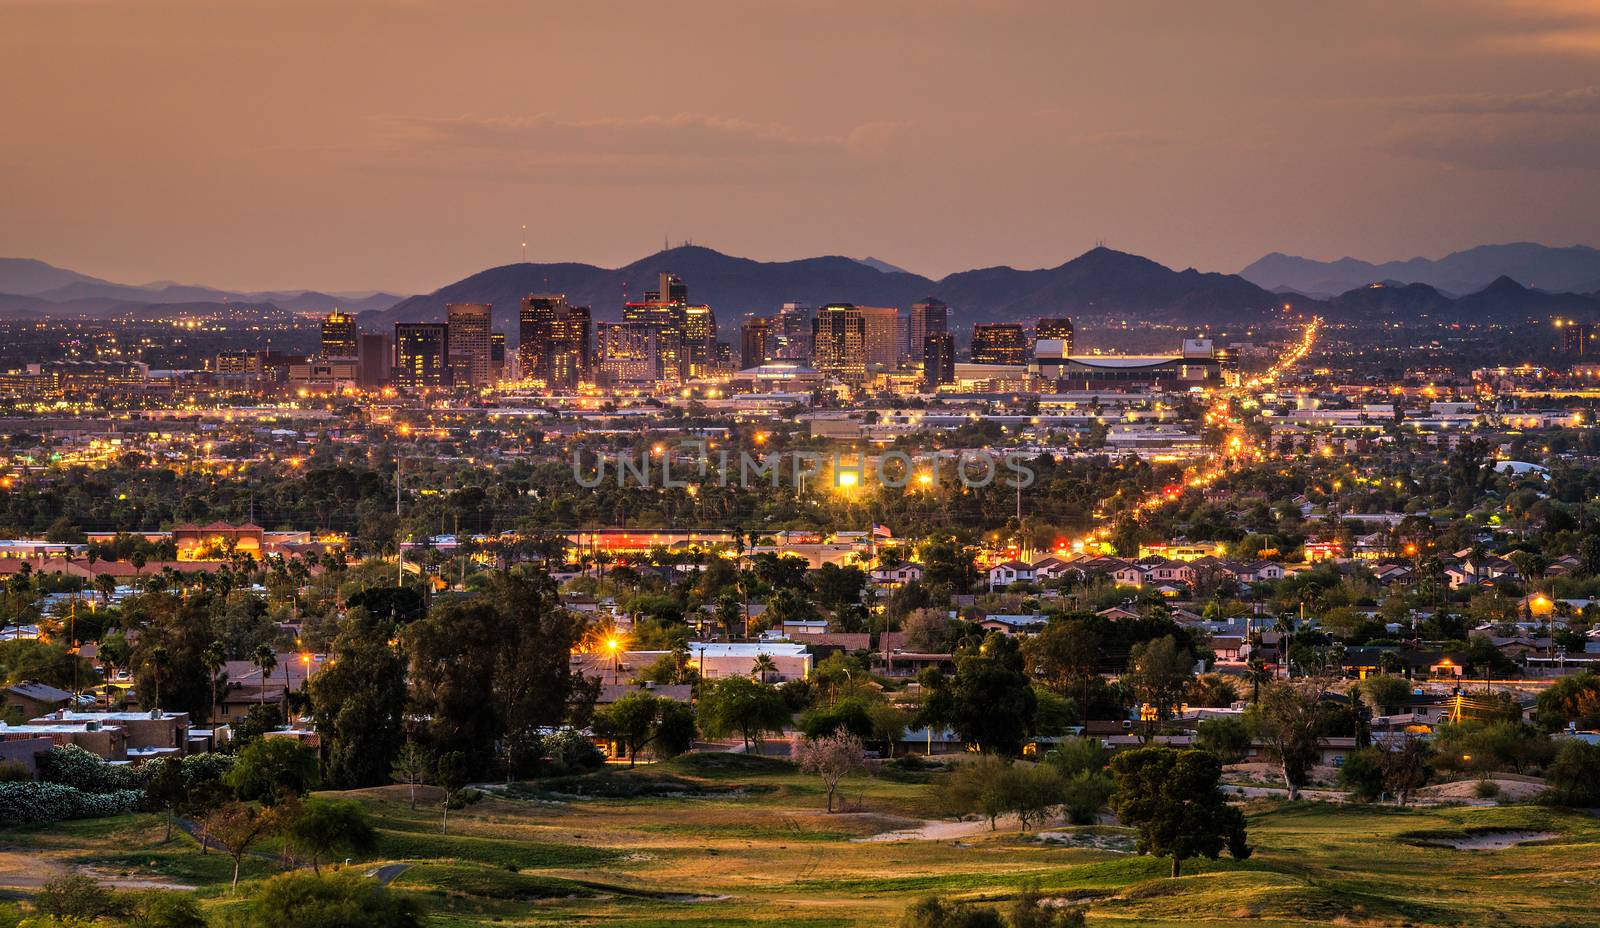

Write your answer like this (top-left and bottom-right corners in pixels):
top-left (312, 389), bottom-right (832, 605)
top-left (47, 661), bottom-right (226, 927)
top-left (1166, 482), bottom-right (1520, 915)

top-left (1412, 830), bottom-right (1556, 850)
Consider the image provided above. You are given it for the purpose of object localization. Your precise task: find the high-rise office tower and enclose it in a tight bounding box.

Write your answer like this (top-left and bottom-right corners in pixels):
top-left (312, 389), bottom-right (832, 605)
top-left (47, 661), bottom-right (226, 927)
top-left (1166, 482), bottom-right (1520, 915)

top-left (1034, 317), bottom-right (1074, 356)
top-left (393, 323), bottom-right (450, 388)
top-left (971, 323), bottom-right (1029, 365)
top-left (906, 299), bottom-right (948, 364)
top-left (923, 331), bottom-right (955, 390)
top-left (859, 306), bottom-right (901, 372)
top-left (644, 271), bottom-right (688, 304)
top-left (596, 321), bottom-right (659, 387)
top-left (547, 303), bottom-right (592, 390)
top-left (740, 316), bottom-right (772, 370)
top-left (682, 305), bottom-right (718, 378)
top-left (773, 303), bottom-right (813, 361)
top-left (623, 300), bottom-right (688, 383)
top-left (446, 302), bottom-right (493, 386)
top-left (519, 294), bottom-right (568, 383)
top-left (490, 332), bottom-right (507, 382)
top-left (320, 311), bottom-right (358, 360)
top-left (812, 303), bottom-right (867, 380)
top-left (357, 333), bottom-right (390, 388)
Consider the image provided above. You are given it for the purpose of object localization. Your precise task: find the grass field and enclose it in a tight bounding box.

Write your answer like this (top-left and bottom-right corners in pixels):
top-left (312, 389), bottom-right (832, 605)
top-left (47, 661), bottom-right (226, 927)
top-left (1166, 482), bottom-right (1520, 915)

top-left (2, 754), bottom-right (1597, 927)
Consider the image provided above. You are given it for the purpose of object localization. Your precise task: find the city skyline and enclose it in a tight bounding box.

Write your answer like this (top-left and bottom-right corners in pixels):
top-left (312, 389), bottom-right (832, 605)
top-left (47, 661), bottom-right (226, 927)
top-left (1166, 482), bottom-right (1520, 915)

top-left (4, 1), bottom-right (1600, 292)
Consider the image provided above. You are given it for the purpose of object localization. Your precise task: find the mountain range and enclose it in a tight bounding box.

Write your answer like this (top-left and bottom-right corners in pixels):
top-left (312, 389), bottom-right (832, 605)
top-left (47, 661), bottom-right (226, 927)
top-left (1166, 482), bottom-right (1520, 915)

top-left (369, 245), bottom-right (1307, 332)
top-left (1240, 243), bottom-right (1600, 297)
top-left (5, 242), bottom-right (1600, 331)
top-left (0, 257), bottom-right (404, 320)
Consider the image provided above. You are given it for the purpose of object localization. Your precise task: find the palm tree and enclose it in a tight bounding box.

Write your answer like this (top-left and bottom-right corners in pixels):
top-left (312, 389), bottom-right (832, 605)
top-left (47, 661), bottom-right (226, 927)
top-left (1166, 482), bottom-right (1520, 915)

top-left (145, 645), bottom-right (171, 710)
top-left (1244, 657), bottom-right (1273, 705)
top-left (751, 654), bottom-right (777, 684)
top-left (202, 641), bottom-right (227, 723)
top-left (252, 644), bottom-right (277, 709)
top-left (93, 573), bottom-right (117, 605)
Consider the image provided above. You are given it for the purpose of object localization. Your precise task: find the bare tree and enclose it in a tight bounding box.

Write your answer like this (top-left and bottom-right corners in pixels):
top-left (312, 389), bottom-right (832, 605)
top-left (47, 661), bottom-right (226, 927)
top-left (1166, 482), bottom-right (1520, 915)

top-left (794, 733), bottom-right (868, 813)
top-left (201, 801), bottom-right (275, 890)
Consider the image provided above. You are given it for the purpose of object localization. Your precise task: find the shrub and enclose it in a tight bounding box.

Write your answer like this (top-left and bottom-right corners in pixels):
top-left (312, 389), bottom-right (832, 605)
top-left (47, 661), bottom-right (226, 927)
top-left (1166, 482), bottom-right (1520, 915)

top-left (1473, 779), bottom-right (1501, 800)
top-left (0, 781), bottom-right (142, 825)
top-left (900, 895), bottom-right (1005, 928)
top-left (539, 730), bottom-right (604, 777)
top-left (1339, 747), bottom-right (1387, 802)
top-left (33, 875), bottom-right (125, 920)
top-left (130, 891), bottom-right (207, 928)
top-left (1059, 770), bottom-right (1114, 825)
top-left (37, 745), bottom-right (143, 793)
top-left (1544, 740), bottom-right (1600, 807)
top-left (241, 871), bottom-right (421, 928)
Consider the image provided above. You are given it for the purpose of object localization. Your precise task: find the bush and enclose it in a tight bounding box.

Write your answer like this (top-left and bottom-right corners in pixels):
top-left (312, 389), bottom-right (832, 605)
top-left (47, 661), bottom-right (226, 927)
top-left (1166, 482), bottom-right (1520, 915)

top-left (0, 781), bottom-right (142, 825)
top-left (900, 895), bottom-right (1005, 928)
top-left (1194, 716), bottom-right (1252, 765)
top-left (130, 891), bottom-right (206, 928)
top-left (1059, 770), bottom-right (1114, 825)
top-left (1473, 778), bottom-right (1501, 800)
top-left (1544, 739), bottom-right (1600, 807)
top-left (539, 730), bottom-right (605, 777)
top-left (37, 745), bottom-right (143, 793)
top-left (1339, 747), bottom-right (1387, 802)
top-left (241, 871), bottom-right (421, 928)
top-left (33, 875), bottom-right (125, 920)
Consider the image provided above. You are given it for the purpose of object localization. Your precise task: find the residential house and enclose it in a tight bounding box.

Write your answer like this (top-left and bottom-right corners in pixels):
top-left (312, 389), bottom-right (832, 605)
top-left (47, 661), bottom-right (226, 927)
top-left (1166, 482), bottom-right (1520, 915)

top-left (987, 560), bottom-right (1035, 590)
top-left (870, 563), bottom-right (924, 587)
top-left (3, 682), bottom-right (74, 719)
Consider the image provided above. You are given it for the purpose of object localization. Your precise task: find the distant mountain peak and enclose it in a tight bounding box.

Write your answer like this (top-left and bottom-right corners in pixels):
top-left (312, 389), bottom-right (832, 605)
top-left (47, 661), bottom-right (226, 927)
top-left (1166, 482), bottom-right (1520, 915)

top-left (855, 256), bottom-right (913, 276)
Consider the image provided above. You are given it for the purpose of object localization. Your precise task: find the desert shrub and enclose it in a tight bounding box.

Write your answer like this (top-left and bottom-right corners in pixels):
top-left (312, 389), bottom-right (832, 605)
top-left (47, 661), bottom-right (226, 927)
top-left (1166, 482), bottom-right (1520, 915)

top-left (539, 730), bottom-right (605, 777)
top-left (1473, 779), bottom-right (1501, 799)
top-left (37, 745), bottom-right (143, 793)
top-left (1544, 740), bottom-right (1600, 807)
top-left (0, 781), bottom-right (142, 825)
top-left (240, 871), bottom-right (421, 928)
top-left (33, 875), bottom-right (126, 920)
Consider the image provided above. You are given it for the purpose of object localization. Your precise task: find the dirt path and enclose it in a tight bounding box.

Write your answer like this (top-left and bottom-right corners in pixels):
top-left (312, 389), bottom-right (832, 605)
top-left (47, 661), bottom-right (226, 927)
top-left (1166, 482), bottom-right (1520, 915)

top-left (0, 848), bottom-right (195, 892)
top-left (853, 814), bottom-right (1038, 842)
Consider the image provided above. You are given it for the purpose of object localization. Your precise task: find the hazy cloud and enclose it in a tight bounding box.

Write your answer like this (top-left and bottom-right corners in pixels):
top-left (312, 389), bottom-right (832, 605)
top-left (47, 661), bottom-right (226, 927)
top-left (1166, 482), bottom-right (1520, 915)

top-left (1396, 86), bottom-right (1600, 114)
top-left (350, 112), bottom-right (904, 185)
top-left (1386, 120), bottom-right (1600, 171)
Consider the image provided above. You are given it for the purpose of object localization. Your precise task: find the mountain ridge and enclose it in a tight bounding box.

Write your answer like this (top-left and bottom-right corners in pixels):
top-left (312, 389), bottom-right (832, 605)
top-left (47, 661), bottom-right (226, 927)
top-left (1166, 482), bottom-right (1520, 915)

top-left (1240, 243), bottom-right (1600, 297)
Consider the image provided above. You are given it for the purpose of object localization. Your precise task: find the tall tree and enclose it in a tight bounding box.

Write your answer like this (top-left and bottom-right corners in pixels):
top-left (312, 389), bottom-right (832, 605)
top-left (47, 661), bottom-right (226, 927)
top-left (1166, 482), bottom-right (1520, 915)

top-left (1110, 746), bottom-right (1251, 877)
top-left (310, 610), bottom-right (407, 789)
top-left (592, 691), bottom-right (697, 766)
top-left (1125, 636), bottom-right (1195, 727)
top-left (695, 676), bottom-right (790, 751)
top-left (1249, 677), bottom-right (1329, 800)
top-left (921, 633), bottom-right (1037, 755)
top-left (407, 572), bottom-right (592, 779)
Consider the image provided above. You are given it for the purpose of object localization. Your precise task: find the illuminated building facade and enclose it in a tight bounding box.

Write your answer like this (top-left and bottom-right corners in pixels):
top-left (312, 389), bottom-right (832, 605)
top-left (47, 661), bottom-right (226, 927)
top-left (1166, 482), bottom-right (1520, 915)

top-left (320, 311), bottom-right (358, 359)
top-left (447, 302), bottom-right (493, 386)
top-left (812, 303), bottom-right (867, 381)
top-left (922, 330), bottom-right (955, 389)
top-left (740, 316), bottom-right (772, 370)
top-left (971, 323), bottom-right (1029, 365)
top-left (394, 323), bottom-right (450, 388)
top-left (1034, 317), bottom-right (1074, 355)
top-left (859, 305), bottom-right (900, 372)
top-left (906, 298), bottom-right (947, 365)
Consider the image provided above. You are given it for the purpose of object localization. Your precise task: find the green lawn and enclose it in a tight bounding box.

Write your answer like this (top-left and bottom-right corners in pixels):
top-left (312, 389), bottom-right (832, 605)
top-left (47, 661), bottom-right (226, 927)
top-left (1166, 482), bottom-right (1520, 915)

top-left (2, 760), bottom-right (1597, 927)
